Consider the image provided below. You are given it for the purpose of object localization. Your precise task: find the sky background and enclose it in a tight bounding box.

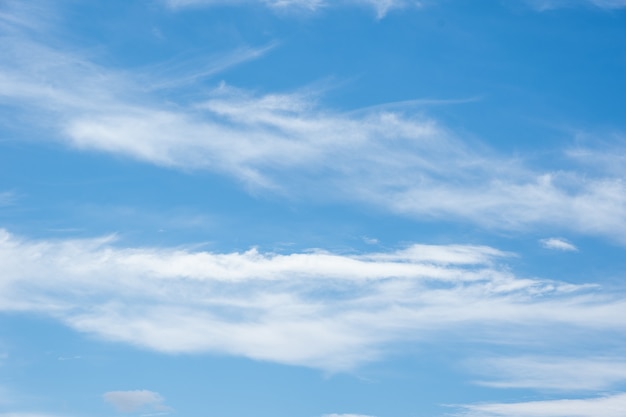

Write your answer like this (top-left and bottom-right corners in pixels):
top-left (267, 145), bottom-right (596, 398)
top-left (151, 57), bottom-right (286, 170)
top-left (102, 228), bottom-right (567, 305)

top-left (1, 0), bottom-right (626, 416)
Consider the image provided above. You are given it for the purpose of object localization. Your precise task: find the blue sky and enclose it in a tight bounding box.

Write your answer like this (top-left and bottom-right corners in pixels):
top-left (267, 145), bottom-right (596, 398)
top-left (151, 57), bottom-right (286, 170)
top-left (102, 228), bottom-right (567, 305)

top-left (1, 0), bottom-right (626, 416)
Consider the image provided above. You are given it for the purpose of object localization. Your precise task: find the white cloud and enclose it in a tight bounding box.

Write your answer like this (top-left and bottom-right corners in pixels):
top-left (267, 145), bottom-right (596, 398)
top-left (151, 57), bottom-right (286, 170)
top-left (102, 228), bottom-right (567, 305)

top-left (143, 43), bottom-right (279, 91)
top-left (472, 356), bottom-right (626, 391)
top-left (323, 414), bottom-right (376, 417)
top-left (164, 0), bottom-right (422, 17)
top-left (456, 393), bottom-right (626, 417)
top-left (540, 238), bottom-right (578, 252)
top-left (0, 414), bottom-right (66, 417)
top-left (2, 6), bottom-right (626, 243)
top-left (0, 229), bottom-right (624, 371)
top-left (103, 390), bottom-right (170, 413)
top-left (167, 0), bottom-right (324, 11)
top-left (166, 0), bottom-right (626, 15)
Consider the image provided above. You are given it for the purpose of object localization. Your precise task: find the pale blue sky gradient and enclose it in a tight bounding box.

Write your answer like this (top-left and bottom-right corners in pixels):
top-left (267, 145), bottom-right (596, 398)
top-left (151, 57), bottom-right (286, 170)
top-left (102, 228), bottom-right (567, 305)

top-left (1, 1), bottom-right (625, 416)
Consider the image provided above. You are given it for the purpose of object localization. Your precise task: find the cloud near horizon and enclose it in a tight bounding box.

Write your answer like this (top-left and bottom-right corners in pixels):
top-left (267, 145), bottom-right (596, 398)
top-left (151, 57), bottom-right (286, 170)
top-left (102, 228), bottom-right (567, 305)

top-left (455, 392), bottom-right (626, 417)
top-left (0, 414), bottom-right (67, 417)
top-left (323, 414), bottom-right (376, 417)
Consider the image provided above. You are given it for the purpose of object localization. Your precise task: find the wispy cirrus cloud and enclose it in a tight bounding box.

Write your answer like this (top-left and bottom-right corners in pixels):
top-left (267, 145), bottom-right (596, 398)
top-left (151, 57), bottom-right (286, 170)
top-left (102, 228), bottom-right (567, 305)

top-left (165, 0), bottom-right (324, 11)
top-left (0, 0), bottom-right (58, 33)
top-left (540, 238), bottom-right (578, 252)
top-left (526, 0), bottom-right (626, 10)
top-left (163, 0), bottom-right (423, 18)
top-left (142, 42), bottom-right (279, 91)
top-left (472, 356), bottom-right (626, 391)
top-left (455, 393), bottom-right (626, 417)
top-left (1, 5), bottom-right (626, 242)
top-left (0, 383), bottom-right (11, 406)
top-left (0, 229), bottom-right (624, 371)
top-left (587, 0), bottom-right (626, 7)
top-left (103, 390), bottom-right (171, 413)
top-left (567, 142), bottom-right (626, 177)
top-left (63, 84), bottom-right (626, 242)
top-left (0, 192), bottom-right (15, 207)
top-left (0, 414), bottom-right (67, 417)
top-left (323, 414), bottom-right (376, 417)
top-left (165, 0), bottom-right (626, 15)
top-left (0, 412), bottom-right (67, 417)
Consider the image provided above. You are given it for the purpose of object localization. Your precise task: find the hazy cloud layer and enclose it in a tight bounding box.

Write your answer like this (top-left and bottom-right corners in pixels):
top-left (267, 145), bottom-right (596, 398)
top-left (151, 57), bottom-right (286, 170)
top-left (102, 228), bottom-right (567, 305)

top-left (323, 414), bottom-right (376, 417)
top-left (0, 414), bottom-right (66, 417)
top-left (103, 390), bottom-right (170, 413)
top-left (0, 192), bottom-right (15, 207)
top-left (165, 0), bottom-right (626, 15)
top-left (163, 0), bottom-right (422, 17)
top-left (540, 238), bottom-right (578, 252)
top-left (526, 0), bottom-right (626, 10)
top-left (472, 356), bottom-right (626, 391)
top-left (456, 393), bottom-right (626, 417)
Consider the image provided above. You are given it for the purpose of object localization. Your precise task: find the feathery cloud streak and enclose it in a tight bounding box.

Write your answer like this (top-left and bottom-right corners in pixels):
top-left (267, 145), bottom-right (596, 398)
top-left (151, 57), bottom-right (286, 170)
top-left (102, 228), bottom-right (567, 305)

top-left (323, 414), bottom-right (376, 417)
top-left (0, 229), bottom-right (625, 371)
top-left (540, 238), bottom-right (578, 252)
top-left (1, 8), bottom-right (626, 241)
top-left (0, 192), bottom-right (15, 207)
top-left (164, 0), bottom-right (626, 16)
top-left (456, 393), bottom-right (626, 417)
top-left (526, 0), bottom-right (626, 10)
top-left (163, 0), bottom-right (422, 18)
top-left (103, 390), bottom-right (170, 413)
top-left (472, 356), bottom-right (626, 391)
top-left (166, 0), bottom-right (626, 15)
top-left (0, 414), bottom-right (67, 417)
top-left (585, 0), bottom-right (626, 7)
